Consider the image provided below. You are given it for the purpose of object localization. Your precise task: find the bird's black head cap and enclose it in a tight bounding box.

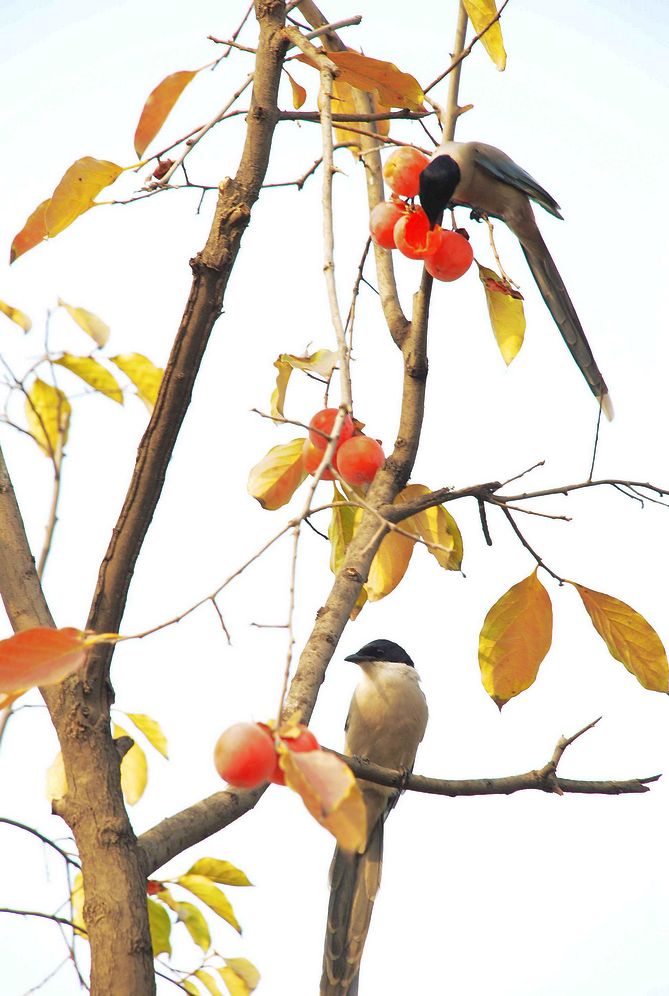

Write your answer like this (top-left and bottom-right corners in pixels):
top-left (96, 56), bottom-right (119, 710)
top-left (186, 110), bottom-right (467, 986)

top-left (419, 155), bottom-right (461, 228)
top-left (345, 639), bottom-right (415, 667)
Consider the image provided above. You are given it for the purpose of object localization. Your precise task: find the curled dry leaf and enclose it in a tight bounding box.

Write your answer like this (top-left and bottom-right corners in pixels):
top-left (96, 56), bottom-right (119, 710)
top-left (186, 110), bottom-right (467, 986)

top-left (571, 582), bottom-right (669, 692)
top-left (281, 748), bottom-right (367, 852)
top-left (479, 569), bottom-right (553, 707)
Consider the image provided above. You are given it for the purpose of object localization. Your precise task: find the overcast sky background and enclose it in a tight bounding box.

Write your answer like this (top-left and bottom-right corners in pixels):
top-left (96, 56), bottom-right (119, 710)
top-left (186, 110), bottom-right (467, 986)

top-left (1, 1), bottom-right (669, 994)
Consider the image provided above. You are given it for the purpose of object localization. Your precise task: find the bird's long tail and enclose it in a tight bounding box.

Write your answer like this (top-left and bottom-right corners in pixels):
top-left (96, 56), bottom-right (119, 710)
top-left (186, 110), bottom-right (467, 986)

top-left (519, 229), bottom-right (613, 419)
top-left (320, 819), bottom-right (384, 996)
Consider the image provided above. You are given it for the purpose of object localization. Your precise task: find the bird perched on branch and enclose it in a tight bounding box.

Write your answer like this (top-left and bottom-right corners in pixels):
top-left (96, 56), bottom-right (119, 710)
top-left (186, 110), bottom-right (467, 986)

top-left (419, 140), bottom-right (613, 419)
top-left (321, 639), bottom-right (429, 995)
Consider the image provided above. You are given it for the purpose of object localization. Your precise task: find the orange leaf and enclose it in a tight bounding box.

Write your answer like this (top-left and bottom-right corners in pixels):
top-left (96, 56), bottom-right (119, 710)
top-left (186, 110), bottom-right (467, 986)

top-left (281, 748), bottom-right (367, 852)
top-left (479, 569), bottom-right (553, 707)
top-left (571, 583), bottom-right (669, 692)
top-left (45, 158), bottom-right (124, 237)
top-left (0, 627), bottom-right (89, 693)
top-left (10, 199), bottom-right (50, 264)
top-left (247, 438), bottom-right (307, 510)
top-left (285, 70), bottom-right (307, 110)
top-left (298, 51), bottom-right (424, 112)
top-left (134, 70), bottom-right (199, 158)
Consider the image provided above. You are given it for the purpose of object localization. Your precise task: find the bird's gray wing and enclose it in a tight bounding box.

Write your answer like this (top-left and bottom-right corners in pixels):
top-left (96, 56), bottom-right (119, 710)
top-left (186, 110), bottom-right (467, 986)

top-left (473, 145), bottom-right (563, 219)
top-left (519, 226), bottom-right (612, 417)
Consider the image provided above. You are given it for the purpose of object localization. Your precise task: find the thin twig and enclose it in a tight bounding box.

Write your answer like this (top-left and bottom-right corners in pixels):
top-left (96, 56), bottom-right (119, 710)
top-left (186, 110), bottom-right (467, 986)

top-left (500, 505), bottom-right (564, 583)
top-left (424, 0), bottom-right (512, 96)
top-left (0, 818), bottom-right (81, 869)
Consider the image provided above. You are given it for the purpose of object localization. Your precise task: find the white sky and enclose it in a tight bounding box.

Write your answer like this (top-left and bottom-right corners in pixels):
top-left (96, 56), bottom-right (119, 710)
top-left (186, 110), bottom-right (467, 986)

top-left (1, 1), bottom-right (669, 994)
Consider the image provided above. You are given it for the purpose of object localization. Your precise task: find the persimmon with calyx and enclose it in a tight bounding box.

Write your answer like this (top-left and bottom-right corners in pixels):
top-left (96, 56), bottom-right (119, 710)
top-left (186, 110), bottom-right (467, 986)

top-left (260, 723), bottom-right (320, 785)
top-left (213, 722), bottom-right (276, 788)
top-left (394, 208), bottom-right (440, 260)
top-left (308, 408), bottom-right (354, 451)
top-left (383, 147), bottom-right (430, 198)
top-left (337, 436), bottom-right (385, 487)
top-left (425, 229), bottom-right (473, 281)
top-left (303, 439), bottom-right (337, 481)
top-left (369, 199), bottom-right (407, 249)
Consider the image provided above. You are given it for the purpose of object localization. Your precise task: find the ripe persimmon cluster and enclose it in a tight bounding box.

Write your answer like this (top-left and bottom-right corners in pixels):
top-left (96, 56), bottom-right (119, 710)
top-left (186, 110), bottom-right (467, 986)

top-left (370, 147), bottom-right (474, 282)
top-left (303, 408), bottom-right (385, 488)
top-left (214, 721), bottom-right (320, 788)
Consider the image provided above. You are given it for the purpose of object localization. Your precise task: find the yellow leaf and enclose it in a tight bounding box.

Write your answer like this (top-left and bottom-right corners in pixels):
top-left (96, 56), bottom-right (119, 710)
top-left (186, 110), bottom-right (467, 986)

top-left (196, 971), bottom-right (224, 996)
top-left (0, 300), bottom-right (31, 332)
top-left (285, 70), bottom-right (307, 110)
top-left (45, 157), bottom-right (124, 236)
top-left (281, 748), bottom-right (367, 852)
top-left (54, 353), bottom-right (123, 403)
top-left (223, 959), bottom-right (260, 991)
top-left (327, 79), bottom-right (390, 158)
top-left (134, 70), bottom-right (199, 158)
top-left (147, 896), bottom-right (172, 956)
top-left (329, 483), bottom-right (359, 574)
top-left (126, 712), bottom-right (169, 759)
top-left (113, 722), bottom-right (148, 805)
top-left (365, 524), bottom-right (415, 601)
top-left (270, 349), bottom-right (338, 419)
top-left (176, 875), bottom-right (241, 933)
top-left (186, 858), bottom-right (252, 887)
top-left (58, 299), bottom-right (110, 347)
top-left (247, 438), bottom-right (307, 510)
top-left (10, 199), bottom-right (50, 263)
top-left (25, 378), bottom-right (71, 457)
top-left (462, 0), bottom-right (507, 71)
top-left (477, 264), bottom-right (525, 365)
top-left (479, 569), bottom-right (553, 707)
top-left (298, 51), bottom-right (424, 112)
top-left (398, 483), bottom-right (463, 570)
top-left (182, 982), bottom-right (200, 996)
top-left (218, 966), bottom-right (250, 996)
top-left (110, 353), bottom-right (164, 411)
top-left (176, 901), bottom-right (211, 952)
top-left (71, 872), bottom-right (86, 937)
top-left (46, 751), bottom-right (68, 803)
top-left (571, 583), bottom-right (669, 692)
top-left (0, 626), bottom-right (87, 693)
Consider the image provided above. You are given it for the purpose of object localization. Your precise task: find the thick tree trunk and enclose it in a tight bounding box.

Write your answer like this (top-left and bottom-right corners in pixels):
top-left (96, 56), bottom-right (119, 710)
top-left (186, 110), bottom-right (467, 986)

top-left (0, 4), bottom-right (288, 992)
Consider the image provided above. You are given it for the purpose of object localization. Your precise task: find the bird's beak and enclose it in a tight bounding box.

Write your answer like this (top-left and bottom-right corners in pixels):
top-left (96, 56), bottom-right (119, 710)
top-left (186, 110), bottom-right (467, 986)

top-left (344, 652), bottom-right (367, 664)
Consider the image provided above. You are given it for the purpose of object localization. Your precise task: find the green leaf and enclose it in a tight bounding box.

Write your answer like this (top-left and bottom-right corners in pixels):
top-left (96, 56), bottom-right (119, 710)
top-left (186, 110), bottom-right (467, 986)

top-left (110, 353), bottom-right (164, 411)
top-left (328, 483), bottom-right (359, 575)
top-left (176, 875), bottom-right (241, 933)
top-left (176, 900), bottom-right (210, 952)
top-left (186, 858), bottom-right (252, 887)
top-left (126, 712), bottom-right (169, 759)
top-left (25, 378), bottom-right (71, 457)
top-left (58, 298), bottom-right (110, 347)
top-left (113, 722), bottom-right (148, 805)
top-left (147, 897), bottom-right (172, 956)
top-left (54, 353), bottom-right (123, 403)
